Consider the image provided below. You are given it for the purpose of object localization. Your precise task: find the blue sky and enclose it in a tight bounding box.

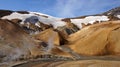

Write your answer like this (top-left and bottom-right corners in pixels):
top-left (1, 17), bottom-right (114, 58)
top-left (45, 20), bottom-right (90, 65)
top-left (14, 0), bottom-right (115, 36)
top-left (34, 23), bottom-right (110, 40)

top-left (0, 0), bottom-right (120, 18)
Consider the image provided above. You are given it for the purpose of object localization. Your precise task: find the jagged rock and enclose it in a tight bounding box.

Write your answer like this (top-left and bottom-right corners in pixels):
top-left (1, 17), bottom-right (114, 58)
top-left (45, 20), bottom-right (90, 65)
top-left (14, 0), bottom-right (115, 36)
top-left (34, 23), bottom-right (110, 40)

top-left (103, 6), bottom-right (120, 20)
top-left (0, 10), bottom-right (13, 17)
top-left (61, 18), bottom-right (79, 33)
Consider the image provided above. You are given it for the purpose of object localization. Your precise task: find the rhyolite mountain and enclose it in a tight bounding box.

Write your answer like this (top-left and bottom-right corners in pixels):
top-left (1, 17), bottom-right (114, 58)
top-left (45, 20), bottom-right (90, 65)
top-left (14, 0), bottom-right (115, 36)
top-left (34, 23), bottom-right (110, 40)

top-left (0, 7), bottom-right (119, 36)
top-left (0, 7), bottom-right (120, 67)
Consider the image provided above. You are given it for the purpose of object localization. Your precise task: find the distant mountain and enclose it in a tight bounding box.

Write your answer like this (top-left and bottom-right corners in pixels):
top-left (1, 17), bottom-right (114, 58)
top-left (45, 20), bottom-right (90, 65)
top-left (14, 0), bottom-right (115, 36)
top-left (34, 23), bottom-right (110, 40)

top-left (103, 6), bottom-right (120, 16)
top-left (0, 7), bottom-right (120, 36)
top-left (102, 6), bottom-right (120, 20)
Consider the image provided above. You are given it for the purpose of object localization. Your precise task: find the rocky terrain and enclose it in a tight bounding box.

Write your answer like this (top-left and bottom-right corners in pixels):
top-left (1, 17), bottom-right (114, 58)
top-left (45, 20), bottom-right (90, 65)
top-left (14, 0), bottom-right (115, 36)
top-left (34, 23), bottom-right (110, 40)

top-left (0, 7), bottom-right (120, 67)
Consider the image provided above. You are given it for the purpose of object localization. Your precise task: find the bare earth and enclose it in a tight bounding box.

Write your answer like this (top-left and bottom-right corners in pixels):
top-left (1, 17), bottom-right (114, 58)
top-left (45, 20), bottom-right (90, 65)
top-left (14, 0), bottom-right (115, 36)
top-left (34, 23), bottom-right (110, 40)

top-left (12, 60), bottom-right (120, 67)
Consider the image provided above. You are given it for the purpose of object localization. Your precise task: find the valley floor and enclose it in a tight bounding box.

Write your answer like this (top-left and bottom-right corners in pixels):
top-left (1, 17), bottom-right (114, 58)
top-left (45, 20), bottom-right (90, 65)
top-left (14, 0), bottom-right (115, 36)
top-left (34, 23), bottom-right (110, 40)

top-left (10, 56), bottom-right (120, 67)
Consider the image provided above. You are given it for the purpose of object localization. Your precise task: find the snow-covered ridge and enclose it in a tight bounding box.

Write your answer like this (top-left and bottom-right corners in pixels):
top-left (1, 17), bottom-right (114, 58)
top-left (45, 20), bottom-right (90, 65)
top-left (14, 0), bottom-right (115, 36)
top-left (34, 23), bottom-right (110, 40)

top-left (1, 10), bottom-right (110, 29)
top-left (1, 11), bottom-right (66, 28)
top-left (71, 16), bottom-right (109, 28)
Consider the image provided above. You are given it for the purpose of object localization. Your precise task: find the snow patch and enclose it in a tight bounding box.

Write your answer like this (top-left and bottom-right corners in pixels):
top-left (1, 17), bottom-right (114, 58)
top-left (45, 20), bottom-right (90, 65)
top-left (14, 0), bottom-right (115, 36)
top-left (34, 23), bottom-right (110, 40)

top-left (71, 16), bottom-right (109, 29)
top-left (29, 11), bottom-right (53, 18)
top-left (1, 12), bottom-right (33, 20)
top-left (38, 17), bottom-right (66, 28)
top-left (35, 22), bottom-right (40, 27)
top-left (117, 15), bottom-right (120, 19)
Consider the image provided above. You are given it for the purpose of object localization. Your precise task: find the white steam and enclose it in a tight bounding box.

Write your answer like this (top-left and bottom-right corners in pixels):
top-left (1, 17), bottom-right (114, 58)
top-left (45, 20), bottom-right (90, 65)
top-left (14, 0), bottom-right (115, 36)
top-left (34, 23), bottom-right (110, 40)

top-left (43, 33), bottom-right (56, 54)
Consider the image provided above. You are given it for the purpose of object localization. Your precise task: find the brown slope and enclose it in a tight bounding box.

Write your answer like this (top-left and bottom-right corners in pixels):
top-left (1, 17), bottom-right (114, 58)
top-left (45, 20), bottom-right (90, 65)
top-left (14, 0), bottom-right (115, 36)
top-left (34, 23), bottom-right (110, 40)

top-left (33, 21), bottom-right (120, 57)
top-left (31, 60), bottom-right (120, 67)
top-left (33, 28), bottom-right (73, 57)
top-left (66, 21), bottom-right (120, 56)
top-left (0, 19), bottom-right (43, 62)
top-left (33, 28), bottom-right (60, 46)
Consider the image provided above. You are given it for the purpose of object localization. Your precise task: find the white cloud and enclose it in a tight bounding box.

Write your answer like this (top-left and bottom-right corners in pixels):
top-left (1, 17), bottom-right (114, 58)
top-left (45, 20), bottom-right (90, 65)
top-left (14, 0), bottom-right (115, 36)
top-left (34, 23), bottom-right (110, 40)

top-left (54, 0), bottom-right (82, 17)
top-left (53, 0), bottom-right (120, 18)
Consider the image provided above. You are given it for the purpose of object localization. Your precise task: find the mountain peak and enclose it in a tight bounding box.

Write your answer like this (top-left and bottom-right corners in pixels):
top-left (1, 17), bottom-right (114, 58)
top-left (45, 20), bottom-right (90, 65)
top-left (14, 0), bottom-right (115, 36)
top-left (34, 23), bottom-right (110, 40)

top-left (103, 6), bottom-right (120, 15)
